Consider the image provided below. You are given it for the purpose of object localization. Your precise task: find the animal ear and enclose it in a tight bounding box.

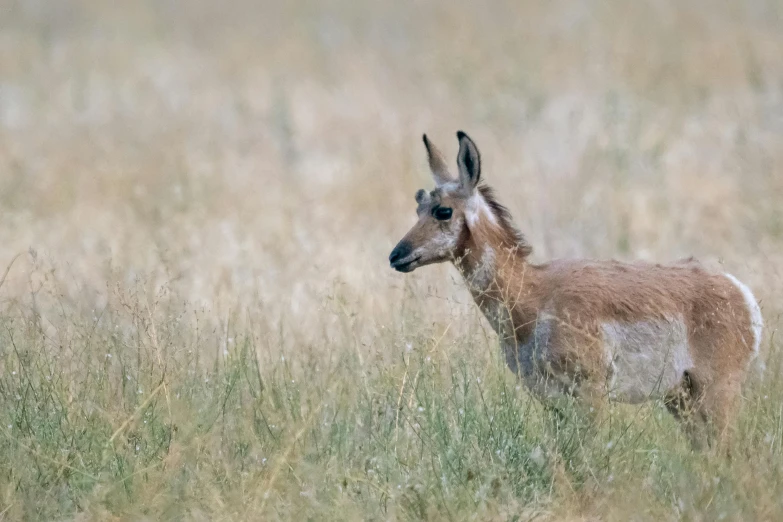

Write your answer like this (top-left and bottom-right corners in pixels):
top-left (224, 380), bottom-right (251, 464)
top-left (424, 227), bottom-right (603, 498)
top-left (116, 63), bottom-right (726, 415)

top-left (422, 134), bottom-right (454, 186)
top-left (456, 131), bottom-right (481, 192)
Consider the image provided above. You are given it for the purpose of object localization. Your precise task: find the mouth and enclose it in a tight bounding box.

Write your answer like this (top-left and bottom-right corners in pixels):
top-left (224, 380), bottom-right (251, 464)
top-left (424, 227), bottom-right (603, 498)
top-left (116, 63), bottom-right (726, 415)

top-left (391, 255), bottom-right (421, 273)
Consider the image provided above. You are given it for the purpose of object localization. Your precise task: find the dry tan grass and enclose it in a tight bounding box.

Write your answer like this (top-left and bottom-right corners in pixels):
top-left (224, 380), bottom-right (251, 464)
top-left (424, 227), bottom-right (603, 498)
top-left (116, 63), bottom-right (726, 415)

top-left (1, 0), bottom-right (783, 520)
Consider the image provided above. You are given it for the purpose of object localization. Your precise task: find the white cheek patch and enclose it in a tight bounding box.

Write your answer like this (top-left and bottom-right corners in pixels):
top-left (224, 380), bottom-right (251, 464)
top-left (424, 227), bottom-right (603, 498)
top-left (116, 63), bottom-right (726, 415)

top-left (434, 218), bottom-right (462, 251)
top-left (465, 192), bottom-right (498, 228)
top-left (418, 217), bottom-right (463, 260)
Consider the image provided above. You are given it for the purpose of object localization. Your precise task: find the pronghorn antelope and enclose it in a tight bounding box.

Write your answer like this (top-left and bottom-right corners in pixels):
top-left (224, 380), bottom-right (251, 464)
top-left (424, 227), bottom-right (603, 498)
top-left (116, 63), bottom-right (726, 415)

top-left (389, 131), bottom-right (763, 448)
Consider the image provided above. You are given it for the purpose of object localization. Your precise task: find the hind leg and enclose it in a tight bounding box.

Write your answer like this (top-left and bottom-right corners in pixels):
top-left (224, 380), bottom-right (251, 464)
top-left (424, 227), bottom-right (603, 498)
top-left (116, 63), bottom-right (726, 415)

top-left (666, 370), bottom-right (743, 454)
top-left (664, 371), bottom-right (709, 451)
top-left (698, 373), bottom-right (743, 455)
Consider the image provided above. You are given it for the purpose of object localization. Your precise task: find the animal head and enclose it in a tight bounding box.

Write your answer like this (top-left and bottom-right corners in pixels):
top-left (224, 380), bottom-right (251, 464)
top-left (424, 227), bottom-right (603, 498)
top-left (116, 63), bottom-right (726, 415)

top-left (389, 131), bottom-right (528, 273)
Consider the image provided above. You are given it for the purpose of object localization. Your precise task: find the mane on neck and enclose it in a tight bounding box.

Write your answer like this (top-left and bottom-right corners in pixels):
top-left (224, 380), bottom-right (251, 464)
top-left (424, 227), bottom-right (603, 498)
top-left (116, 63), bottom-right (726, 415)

top-left (476, 184), bottom-right (533, 258)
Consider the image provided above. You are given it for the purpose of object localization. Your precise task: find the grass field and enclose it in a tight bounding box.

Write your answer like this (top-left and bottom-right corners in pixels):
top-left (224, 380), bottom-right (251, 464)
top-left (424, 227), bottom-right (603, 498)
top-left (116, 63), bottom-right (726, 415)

top-left (2, 0), bottom-right (783, 519)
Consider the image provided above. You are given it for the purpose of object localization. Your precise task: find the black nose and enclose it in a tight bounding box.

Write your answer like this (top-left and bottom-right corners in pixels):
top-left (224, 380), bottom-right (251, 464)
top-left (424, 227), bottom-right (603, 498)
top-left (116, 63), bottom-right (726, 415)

top-left (389, 241), bottom-right (413, 266)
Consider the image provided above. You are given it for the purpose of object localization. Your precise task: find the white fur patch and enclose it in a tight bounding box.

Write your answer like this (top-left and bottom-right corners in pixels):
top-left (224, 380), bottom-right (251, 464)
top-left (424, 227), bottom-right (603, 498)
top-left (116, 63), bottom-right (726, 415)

top-left (604, 344), bottom-right (617, 392)
top-left (724, 273), bottom-right (763, 356)
top-left (438, 181), bottom-right (462, 193)
top-left (602, 318), bottom-right (693, 403)
top-left (465, 193), bottom-right (498, 227)
top-left (468, 246), bottom-right (497, 289)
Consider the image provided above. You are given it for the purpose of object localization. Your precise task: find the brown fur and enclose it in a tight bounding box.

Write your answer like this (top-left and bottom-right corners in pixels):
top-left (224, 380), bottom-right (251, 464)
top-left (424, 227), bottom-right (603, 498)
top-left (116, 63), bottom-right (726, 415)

top-left (390, 131), bottom-right (761, 450)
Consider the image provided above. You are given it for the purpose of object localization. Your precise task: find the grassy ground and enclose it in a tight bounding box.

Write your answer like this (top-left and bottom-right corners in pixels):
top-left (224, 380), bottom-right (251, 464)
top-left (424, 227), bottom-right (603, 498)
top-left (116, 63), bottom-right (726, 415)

top-left (1, 0), bottom-right (783, 519)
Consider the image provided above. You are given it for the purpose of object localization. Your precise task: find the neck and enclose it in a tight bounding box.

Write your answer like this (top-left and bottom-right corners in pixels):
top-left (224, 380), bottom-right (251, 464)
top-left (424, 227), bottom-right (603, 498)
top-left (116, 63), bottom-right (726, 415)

top-left (454, 232), bottom-right (528, 298)
top-left (453, 218), bottom-right (540, 344)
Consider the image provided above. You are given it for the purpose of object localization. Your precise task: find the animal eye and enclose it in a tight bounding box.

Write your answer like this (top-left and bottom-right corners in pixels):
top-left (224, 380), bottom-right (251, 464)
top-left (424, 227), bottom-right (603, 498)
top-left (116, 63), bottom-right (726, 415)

top-left (433, 207), bottom-right (453, 221)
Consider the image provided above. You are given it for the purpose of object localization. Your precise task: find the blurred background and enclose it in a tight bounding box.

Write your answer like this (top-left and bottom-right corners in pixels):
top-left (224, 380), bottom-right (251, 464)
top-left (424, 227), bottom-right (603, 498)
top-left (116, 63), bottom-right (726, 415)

top-left (2, 0), bottom-right (782, 333)
top-left (2, 1), bottom-right (783, 519)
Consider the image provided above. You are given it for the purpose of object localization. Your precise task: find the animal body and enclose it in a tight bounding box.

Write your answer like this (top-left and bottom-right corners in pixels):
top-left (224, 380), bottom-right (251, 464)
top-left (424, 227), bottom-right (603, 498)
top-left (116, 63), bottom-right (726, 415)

top-left (389, 131), bottom-right (763, 449)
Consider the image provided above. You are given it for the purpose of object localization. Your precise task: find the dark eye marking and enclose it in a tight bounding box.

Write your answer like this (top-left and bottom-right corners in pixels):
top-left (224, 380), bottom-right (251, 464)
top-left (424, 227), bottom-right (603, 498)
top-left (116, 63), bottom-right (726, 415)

top-left (433, 207), bottom-right (453, 221)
